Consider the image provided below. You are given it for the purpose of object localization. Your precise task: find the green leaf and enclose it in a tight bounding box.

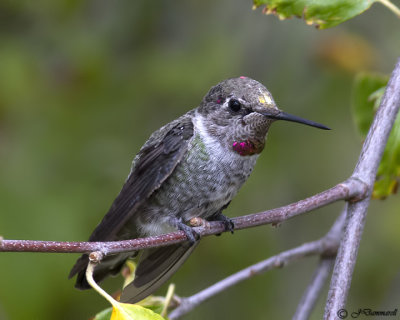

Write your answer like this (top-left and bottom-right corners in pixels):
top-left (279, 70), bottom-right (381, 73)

top-left (373, 112), bottom-right (400, 199)
top-left (352, 72), bottom-right (400, 199)
top-left (352, 72), bottom-right (389, 136)
top-left (252, 0), bottom-right (400, 29)
top-left (136, 295), bottom-right (166, 315)
top-left (94, 307), bottom-right (113, 320)
top-left (373, 176), bottom-right (399, 199)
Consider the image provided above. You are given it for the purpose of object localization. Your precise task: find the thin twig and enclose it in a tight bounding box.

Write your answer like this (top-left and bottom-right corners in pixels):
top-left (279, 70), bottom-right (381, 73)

top-left (169, 240), bottom-right (328, 319)
top-left (0, 178), bottom-right (366, 255)
top-left (293, 258), bottom-right (334, 320)
top-left (324, 57), bottom-right (400, 319)
top-left (161, 284), bottom-right (175, 318)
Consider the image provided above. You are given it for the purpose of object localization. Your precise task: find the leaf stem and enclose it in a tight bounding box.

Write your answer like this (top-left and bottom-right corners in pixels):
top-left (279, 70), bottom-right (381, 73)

top-left (377, 0), bottom-right (400, 18)
top-left (86, 257), bottom-right (130, 318)
top-left (161, 284), bottom-right (175, 318)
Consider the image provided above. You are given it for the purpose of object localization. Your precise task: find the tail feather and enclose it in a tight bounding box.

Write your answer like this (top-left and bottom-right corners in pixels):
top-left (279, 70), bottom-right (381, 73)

top-left (68, 254), bottom-right (91, 289)
top-left (120, 242), bottom-right (198, 303)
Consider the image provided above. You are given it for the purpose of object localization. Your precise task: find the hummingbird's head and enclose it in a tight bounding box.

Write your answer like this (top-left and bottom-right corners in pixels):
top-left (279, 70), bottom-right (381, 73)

top-left (198, 77), bottom-right (329, 156)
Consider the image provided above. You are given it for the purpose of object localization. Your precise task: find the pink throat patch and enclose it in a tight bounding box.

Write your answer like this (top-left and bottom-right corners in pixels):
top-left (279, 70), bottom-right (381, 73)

top-left (232, 140), bottom-right (257, 156)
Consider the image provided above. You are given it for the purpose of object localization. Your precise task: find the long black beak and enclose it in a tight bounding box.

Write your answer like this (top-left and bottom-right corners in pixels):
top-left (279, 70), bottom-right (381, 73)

top-left (263, 110), bottom-right (330, 130)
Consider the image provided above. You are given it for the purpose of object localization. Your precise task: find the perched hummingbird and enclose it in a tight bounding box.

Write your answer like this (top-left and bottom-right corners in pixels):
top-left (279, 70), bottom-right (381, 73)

top-left (69, 77), bottom-right (329, 303)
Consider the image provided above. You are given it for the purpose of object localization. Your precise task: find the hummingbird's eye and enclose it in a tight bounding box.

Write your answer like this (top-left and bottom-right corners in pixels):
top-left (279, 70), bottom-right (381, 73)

top-left (228, 99), bottom-right (241, 112)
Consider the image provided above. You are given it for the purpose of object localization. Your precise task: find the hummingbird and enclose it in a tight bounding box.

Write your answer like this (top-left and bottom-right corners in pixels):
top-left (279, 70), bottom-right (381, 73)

top-left (69, 76), bottom-right (329, 303)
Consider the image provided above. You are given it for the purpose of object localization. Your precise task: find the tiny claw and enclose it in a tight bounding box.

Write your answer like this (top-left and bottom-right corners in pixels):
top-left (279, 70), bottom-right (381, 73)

top-left (170, 217), bottom-right (200, 244)
top-left (226, 219), bottom-right (235, 234)
top-left (210, 213), bottom-right (235, 234)
top-left (221, 218), bottom-right (235, 234)
top-left (179, 224), bottom-right (200, 244)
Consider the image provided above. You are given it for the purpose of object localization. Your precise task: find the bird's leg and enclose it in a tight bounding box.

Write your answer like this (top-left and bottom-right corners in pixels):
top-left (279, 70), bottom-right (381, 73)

top-left (208, 201), bottom-right (234, 234)
top-left (168, 216), bottom-right (200, 244)
top-left (210, 212), bottom-right (235, 234)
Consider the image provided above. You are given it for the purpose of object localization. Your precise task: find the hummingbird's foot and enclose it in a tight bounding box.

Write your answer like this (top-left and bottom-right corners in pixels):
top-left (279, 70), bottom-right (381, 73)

top-left (210, 213), bottom-right (235, 234)
top-left (169, 217), bottom-right (200, 244)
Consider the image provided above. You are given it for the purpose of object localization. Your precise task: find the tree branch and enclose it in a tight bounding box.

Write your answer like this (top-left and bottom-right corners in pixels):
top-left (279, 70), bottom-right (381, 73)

top-left (0, 179), bottom-right (365, 255)
top-left (293, 259), bottom-right (334, 320)
top-left (169, 240), bottom-right (333, 319)
top-left (324, 57), bottom-right (400, 319)
top-left (169, 209), bottom-right (346, 319)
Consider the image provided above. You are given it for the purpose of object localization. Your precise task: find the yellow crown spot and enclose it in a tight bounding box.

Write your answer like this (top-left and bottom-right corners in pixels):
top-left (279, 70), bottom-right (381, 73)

top-left (258, 94), bottom-right (272, 105)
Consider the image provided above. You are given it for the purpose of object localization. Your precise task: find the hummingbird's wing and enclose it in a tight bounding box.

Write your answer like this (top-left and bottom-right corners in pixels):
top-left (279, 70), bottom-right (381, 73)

top-left (69, 115), bottom-right (195, 287)
top-left (89, 116), bottom-right (194, 242)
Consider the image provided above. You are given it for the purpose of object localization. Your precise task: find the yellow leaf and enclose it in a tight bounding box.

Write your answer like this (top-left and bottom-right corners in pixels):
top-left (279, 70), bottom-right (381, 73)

top-left (122, 260), bottom-right (136, 289)
top-left (110, 303), bottom-right (165, 320)
top-left (86, 261), bottom-right (167, 320)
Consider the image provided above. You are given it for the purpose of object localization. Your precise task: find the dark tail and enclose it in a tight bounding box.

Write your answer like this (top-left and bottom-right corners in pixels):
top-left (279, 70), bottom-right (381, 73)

top-left (69, 252), bottom-right (135, 290)
top-left (120, 242), bottom-right (198, 303)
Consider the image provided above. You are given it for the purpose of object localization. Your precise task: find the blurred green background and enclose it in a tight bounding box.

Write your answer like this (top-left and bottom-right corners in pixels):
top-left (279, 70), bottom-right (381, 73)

top-left (0, 1), bottom-right (399, 319)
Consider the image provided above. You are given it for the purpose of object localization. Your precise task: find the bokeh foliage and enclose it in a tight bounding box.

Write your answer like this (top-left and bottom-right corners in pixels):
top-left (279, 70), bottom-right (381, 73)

top-left (0, 1), bottom-right (400, 320)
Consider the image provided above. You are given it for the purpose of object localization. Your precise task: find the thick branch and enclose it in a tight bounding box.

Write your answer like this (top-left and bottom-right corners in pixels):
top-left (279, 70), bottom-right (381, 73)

top-left (324, 58), bottom-right (400, 318)
top-left (0, 179), bottom-right (365, 255)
